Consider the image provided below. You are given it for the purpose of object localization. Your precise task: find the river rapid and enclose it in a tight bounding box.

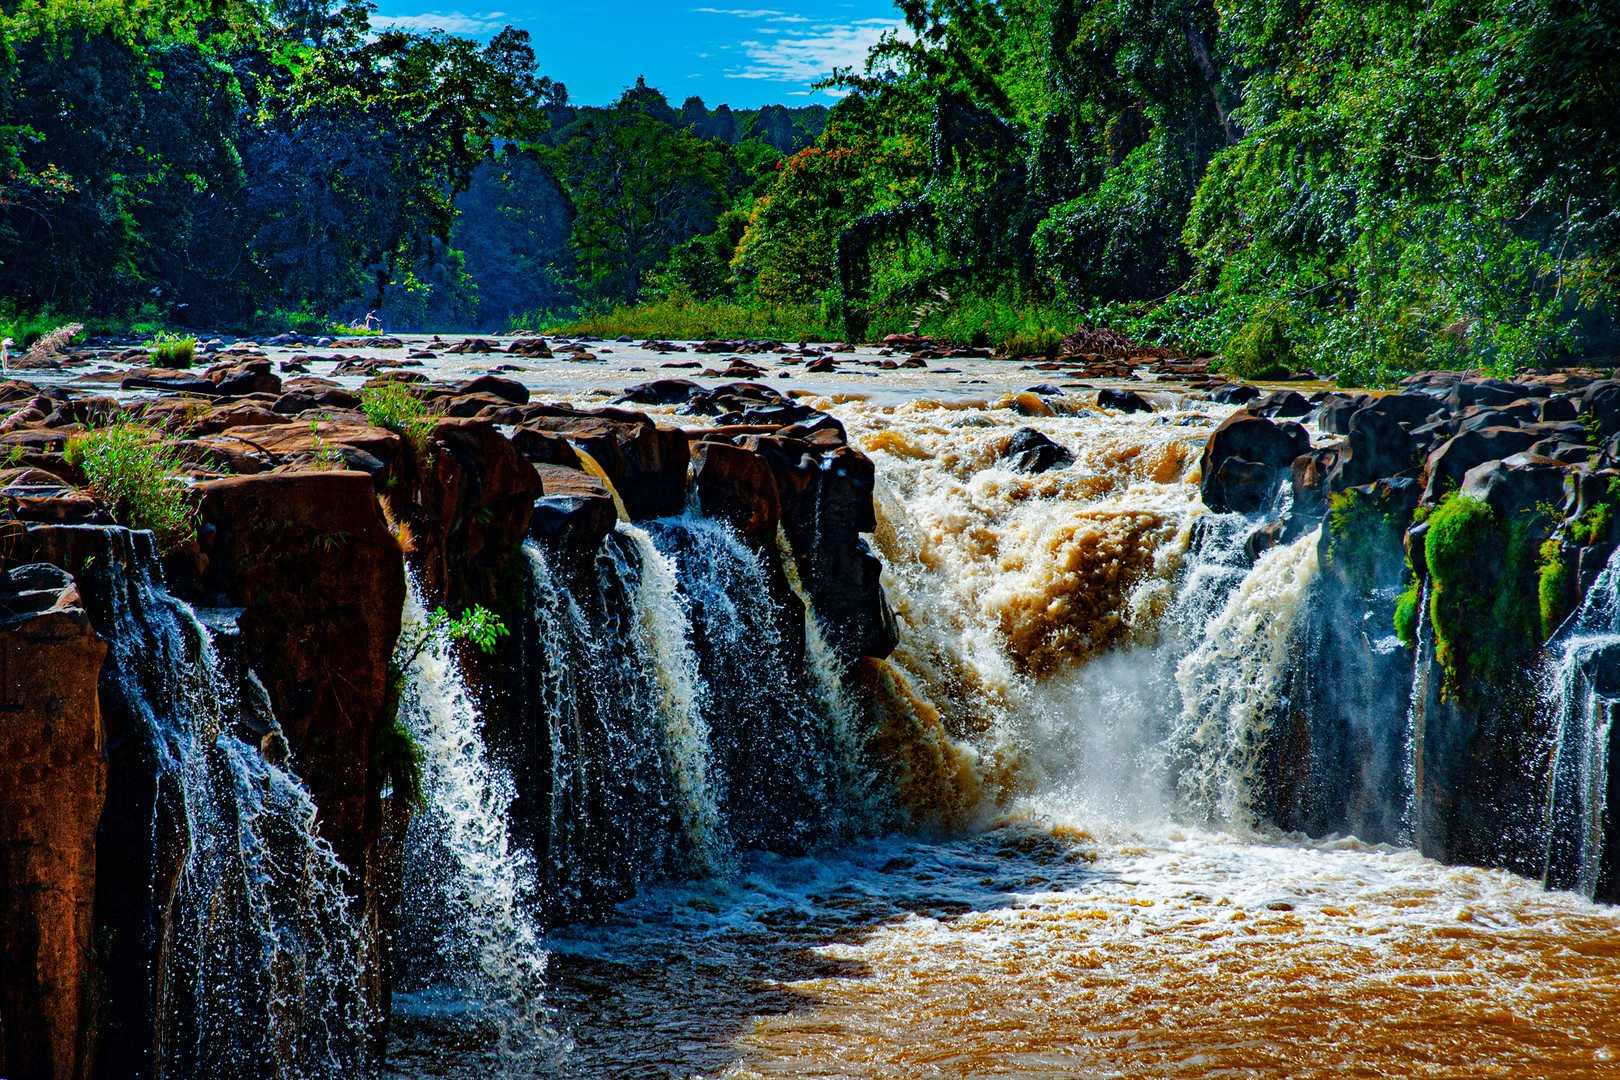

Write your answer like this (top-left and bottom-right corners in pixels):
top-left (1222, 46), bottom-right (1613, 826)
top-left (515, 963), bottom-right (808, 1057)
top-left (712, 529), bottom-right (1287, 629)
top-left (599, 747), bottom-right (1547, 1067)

top-left (170, 338), bottom-right (1620, 1079)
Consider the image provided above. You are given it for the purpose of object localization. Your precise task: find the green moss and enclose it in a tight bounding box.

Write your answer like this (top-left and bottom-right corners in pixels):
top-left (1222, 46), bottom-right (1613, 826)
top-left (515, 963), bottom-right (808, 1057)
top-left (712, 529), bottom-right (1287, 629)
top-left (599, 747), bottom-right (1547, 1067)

top-left (1394, 579), bottom-right (1422, 649)
top-left (371, 663), bottom-right (425, 808)
top-left (1539, 538), bottom-right (1575, 639)
top-left (1325, 486), bottom-right (1411, 594)
top-left (1425, 494), bottom-right (1543, 699)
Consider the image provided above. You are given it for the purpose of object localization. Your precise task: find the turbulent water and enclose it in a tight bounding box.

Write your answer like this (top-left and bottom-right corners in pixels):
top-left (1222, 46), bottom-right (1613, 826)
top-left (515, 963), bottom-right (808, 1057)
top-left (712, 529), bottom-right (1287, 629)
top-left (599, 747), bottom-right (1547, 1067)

top-left (384, 390), bottom-right (1620, 1078)
top-left (91, 531), bottom-right (370, 1079)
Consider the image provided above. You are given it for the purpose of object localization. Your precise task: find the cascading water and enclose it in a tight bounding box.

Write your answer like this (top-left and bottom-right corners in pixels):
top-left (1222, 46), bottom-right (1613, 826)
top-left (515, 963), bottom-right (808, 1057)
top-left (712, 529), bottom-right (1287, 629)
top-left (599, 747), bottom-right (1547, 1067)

top-left (1543, 549), bottom-right (1620, 900)
top-left (390, 572), bottom-right (552, 1070)
top-left (87, 529), bottom-right (369, 1080)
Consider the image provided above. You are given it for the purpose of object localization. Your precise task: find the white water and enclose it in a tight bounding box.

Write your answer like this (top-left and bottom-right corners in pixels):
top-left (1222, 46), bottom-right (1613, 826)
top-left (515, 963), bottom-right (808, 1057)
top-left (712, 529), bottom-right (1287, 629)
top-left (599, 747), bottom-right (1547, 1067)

top-left (1544, 549), bottom-right (1620, 898)
top-left (396, 572), bottom-right (553, 1070)
top-left (96, 533), bottom-right (369, 1078)
top-left (608, 523), bottom-right (729, 873)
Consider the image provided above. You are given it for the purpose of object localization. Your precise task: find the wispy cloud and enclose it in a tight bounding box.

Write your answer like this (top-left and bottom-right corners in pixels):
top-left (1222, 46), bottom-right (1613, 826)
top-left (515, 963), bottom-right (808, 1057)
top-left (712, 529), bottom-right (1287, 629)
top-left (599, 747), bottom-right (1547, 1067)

top-left (729, 17), bottom-right (906, 83)
top-left (372, 10), bottom-right (509, 35)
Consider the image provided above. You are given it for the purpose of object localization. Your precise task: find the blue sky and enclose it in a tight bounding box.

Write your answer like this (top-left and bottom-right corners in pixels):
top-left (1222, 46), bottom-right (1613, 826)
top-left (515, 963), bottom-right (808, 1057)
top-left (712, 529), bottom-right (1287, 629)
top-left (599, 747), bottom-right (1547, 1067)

top-left (371, 2), bottom-right (909, 109)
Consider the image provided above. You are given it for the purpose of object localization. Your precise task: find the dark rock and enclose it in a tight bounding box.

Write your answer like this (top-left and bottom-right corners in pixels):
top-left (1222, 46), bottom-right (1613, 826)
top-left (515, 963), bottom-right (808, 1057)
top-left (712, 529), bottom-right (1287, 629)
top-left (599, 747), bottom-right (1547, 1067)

top-left (1211, 384), bottom-right (1261, 405)
top-left (692, 440), bottom-right (781, 544)
top-left (1361, 392), bottom-right (1439, 428)
top-left (1001, 427), bottom-right (1074, 474)
top-left (1421, 426), bottom-right (1542, 503)
top-left (1316, 394), bottom-right (1371, 435)
top-left (1097, 388), bottom-right (1153, 413)
top-left (190, 471), bottom-right (406, 878)
top-left (207, 359), bottom-right (282, 397)
top-left (514, 411), bottom-right (687, 520)
top-left (1536, 395), bottom-right (1579, 423)
top-left (1247, 390), bottom-right (1311, 418)
top-left (616, 378), bottom-right (703, 405)
top-left (458, 374), bottom-right (529, 405)
top-left (1200, 413), bottom-right (1311, 513)
top-left (529, 466), bottom-right (617, 564)
top-left (1460, 452), bottom-right (1571, 520)
top-left (1327, 406), bottom-right (1414, 491)
top-left (120, 368), bottom-right (217, 395)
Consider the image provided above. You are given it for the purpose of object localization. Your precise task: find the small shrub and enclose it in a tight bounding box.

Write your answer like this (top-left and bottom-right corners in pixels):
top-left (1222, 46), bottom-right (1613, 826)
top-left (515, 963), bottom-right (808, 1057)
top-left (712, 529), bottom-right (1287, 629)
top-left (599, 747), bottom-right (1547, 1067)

top-left (65, 422), bottom-right (197, 551)
top-left (1004, 327), bottom-right (1065, 358)
top-left (1539, 539), bottom-right (1574, 639)
top-left (150, 333), bottom-right (197, 369)
top-left (361, 381), bottom-right (437, 441)
top-left (375, 605), bottom-right (510, 807)
top-left (1221, 311), bottom-right (1298, 380)
top-left (1394, 579), bottom-right (1422, 649)
top-left (1325, 487), bottom-right (1411, 593)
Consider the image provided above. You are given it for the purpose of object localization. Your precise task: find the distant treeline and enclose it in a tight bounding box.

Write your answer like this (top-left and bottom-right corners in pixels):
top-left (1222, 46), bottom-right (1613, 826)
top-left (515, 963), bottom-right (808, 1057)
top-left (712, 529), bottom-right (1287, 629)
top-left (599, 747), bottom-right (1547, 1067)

top-left (4, 0), bottom-right (1618, 382)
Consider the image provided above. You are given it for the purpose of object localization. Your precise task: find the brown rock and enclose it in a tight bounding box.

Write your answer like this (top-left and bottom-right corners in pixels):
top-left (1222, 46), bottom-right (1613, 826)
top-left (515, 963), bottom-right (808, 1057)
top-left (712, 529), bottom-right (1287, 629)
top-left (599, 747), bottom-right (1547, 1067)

top-left (0, 563), bottom-right (106, 1080)
top-left (692, 440), bottom-right (781, 544)
top-left (192, 471), bottom-right (406, 877)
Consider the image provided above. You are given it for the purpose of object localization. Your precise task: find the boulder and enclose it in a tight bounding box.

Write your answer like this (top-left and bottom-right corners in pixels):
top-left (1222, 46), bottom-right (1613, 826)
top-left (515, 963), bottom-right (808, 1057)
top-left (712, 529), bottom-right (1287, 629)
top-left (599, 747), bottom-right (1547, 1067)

top-left (207, 359), bottom-right (282, 397)
top-left (1199, 413), bottom-right (1311, 514)
top-left (742, 436), bottom-right (898, 663)
top-left (120, 368), bottom-right (216, 395)
top-left (402, 419), bottom-right (545, 612)
top-left (1460, 452), bottom-right (1571, 520)
top-left (1097, 388), bottom-right (1154, 414)
top-left (1326, 405), bottom-right (1413, 491)
top-left (529, 466), bottom-right (617, 566)
top-left (1001, 427), bottom-right (1074, 474)
top-left (616, 379), bottom-right (702, 406)
top-left (1361, 392), bottom-right (1439, 428)
top-left (1246, 390), bottom-right (1311, 418)
top-left (692, 440), bottom-right (781, 544)
top-left (458, 374), bottom-right (529, 405)
top-left (1316, 394), bottom-right (1371, 435)
top-left (1422, 426), bottom-right (1541, 503)
top-left (1211, 384), bottom-right (1261, 405)
top-left (513, 411), bottom-right (686, 520)
top-left (0, 564), bottom-right (105, 1080)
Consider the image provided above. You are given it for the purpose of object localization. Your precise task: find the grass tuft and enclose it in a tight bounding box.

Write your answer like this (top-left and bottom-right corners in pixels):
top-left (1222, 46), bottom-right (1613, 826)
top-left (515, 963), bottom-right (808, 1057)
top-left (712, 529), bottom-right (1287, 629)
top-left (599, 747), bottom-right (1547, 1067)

top-left (65, 422), bottom-right (198, 552)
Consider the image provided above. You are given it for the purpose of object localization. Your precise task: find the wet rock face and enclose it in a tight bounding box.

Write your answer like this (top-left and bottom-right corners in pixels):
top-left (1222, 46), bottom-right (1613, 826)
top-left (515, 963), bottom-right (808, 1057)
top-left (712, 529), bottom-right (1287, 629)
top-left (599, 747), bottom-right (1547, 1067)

top-left (747, 436), bottom-right (898, 664)
top-left (400, 418), bottom-right (544, 612)
top-left (511, 407), bottom-right (688, 520)
top-left (0, 563), bottom-right (105, 1080)
top-left (1199, 413), bottom-right (1311, 514)
top-left (1001, 427), bottom-right (1074, 474)
top-left (188, 471), bottom-right (405, 876)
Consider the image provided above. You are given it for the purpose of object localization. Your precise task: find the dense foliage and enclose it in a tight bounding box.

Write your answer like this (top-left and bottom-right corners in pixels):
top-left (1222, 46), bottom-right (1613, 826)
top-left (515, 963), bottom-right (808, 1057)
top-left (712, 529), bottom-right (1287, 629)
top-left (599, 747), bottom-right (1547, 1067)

top-left (5, 0), bottom-right (1616, 379)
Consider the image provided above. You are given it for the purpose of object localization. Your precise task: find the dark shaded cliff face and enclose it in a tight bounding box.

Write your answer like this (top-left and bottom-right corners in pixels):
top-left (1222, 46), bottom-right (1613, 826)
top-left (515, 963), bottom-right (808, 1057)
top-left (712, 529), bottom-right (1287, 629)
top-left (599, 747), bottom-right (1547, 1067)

top-left (1199, 368), bottom-right (1620, 896)
top-left (188, 470), bottom-right (407, 879)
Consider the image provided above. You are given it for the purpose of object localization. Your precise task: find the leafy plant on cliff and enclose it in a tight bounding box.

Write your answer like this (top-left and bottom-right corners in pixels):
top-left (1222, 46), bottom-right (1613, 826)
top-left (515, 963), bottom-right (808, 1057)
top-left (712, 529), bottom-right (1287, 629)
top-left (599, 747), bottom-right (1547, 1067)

top-left (65, 421), bottom-right (197, 552)
top-left (361, 381), bottom-right (437, 443)
top-left (373, 604), bottom-right (510, 807)
top-left (1424, 495), bottom-right (1542, 699)
top-left (1394, 579), bottom-right (1423, 650)
top-left (1539, 539), bottom-right (1574, 640)
top-left (1325, 487), bottom-right (1411, 595)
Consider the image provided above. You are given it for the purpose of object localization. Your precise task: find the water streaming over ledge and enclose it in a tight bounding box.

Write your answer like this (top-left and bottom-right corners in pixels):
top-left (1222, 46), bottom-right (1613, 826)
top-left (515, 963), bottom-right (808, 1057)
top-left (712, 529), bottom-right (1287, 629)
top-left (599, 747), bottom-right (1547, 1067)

top-left (89, 531), bottom-right (370, 1079)
top-left (386, 393), bottom-right (1620, 1078)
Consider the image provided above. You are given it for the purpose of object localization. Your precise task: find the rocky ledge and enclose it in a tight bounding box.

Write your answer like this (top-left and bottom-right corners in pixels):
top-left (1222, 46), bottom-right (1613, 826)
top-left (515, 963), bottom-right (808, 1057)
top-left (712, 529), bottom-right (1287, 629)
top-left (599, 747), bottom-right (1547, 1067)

top-left (0, 369), bottom-right (896, 1079)
top-left (1199, 368), bottom-right (1620, 896)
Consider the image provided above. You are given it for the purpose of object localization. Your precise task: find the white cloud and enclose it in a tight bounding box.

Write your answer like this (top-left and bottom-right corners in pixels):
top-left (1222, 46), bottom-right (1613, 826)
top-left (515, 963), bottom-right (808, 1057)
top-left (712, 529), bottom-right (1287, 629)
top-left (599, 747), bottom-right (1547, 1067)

top-left (728, 18), bottom-right (907, 83)
top-left (371, 10), bottom-right (508, 35)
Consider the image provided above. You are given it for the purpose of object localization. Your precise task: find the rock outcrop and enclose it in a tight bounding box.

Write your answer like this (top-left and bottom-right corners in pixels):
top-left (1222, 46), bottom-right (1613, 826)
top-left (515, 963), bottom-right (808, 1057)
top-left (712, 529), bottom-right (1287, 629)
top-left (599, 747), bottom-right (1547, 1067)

top-left (0, 564), bottom-right (105, 1080)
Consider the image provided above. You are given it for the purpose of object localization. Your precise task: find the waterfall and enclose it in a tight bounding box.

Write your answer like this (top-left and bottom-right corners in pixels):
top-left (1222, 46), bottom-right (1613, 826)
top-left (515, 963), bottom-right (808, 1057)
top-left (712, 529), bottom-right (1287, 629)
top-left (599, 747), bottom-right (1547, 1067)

top-left (1170, 529), bottom-right (1321, 829)
top-left (608, 524), bottom-right (729, 871)
top-left (89, 529), bottom-right (370, 1079)
top-left (394, 573), bottom-right (553, 1069)
top-left (1543, 550), bottom-right (1620, 900)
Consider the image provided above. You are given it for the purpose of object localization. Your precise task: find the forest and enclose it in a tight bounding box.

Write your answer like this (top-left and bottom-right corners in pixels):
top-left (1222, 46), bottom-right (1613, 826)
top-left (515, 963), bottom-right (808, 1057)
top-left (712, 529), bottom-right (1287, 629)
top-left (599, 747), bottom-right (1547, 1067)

top-left (2, 0), bottom-right (1616, 384)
